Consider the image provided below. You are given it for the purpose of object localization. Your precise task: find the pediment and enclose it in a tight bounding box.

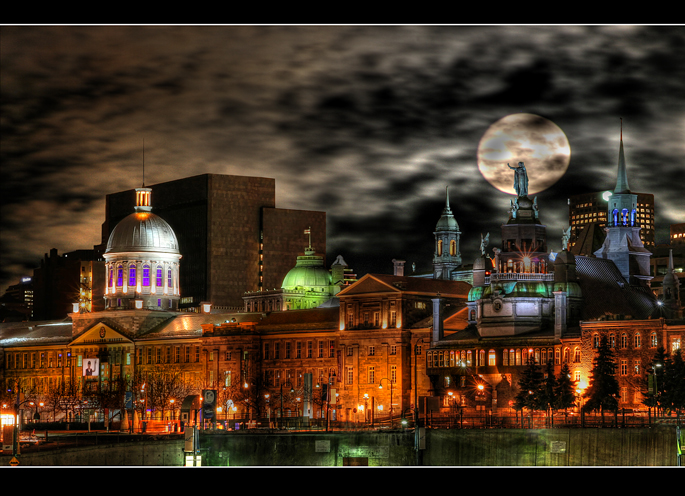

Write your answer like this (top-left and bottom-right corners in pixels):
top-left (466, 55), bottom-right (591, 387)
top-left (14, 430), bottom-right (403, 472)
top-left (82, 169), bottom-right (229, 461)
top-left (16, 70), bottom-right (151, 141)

top-left (71, 322), bottom-right (133, 346)
top-left (337, 274), bottom-right (401, 297)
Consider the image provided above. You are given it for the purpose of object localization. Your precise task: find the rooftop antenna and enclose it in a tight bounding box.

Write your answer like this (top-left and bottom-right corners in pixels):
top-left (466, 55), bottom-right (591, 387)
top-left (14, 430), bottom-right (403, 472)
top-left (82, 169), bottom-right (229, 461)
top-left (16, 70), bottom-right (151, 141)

top-left (620, 117), bottom-right (623, 141)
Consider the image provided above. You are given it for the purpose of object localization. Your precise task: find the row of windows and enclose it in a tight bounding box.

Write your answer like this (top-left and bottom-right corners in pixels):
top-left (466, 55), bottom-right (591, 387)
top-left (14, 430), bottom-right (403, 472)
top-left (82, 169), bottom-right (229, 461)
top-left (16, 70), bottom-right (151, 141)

top-left (593, 331), bottom-right (659, 350)
top-left (428, 347), bottom-right (581, 368)
top-left (108, 263), bottom-right (174, 289)
top-left (136, 346), bottom-right (200, 365)
top-left (264, 340), bottom-right (335, 360)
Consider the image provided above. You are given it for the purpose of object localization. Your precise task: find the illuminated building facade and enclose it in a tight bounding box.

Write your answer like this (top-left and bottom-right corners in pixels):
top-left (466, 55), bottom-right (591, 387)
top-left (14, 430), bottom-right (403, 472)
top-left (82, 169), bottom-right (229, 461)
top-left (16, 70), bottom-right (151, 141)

top-left (102, 174), bottom-right (326, 311)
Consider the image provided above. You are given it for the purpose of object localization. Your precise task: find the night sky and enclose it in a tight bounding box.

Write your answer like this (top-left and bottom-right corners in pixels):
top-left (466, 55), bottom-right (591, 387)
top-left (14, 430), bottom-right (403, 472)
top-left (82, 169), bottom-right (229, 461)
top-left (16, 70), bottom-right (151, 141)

top-left (2, 25), bottom-right (684, 292)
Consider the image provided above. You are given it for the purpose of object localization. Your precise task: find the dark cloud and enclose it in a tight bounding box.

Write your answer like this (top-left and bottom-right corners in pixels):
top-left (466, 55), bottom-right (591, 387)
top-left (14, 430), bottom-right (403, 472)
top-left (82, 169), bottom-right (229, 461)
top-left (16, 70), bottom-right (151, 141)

top-left (1, 26), bottom-right (683, 292)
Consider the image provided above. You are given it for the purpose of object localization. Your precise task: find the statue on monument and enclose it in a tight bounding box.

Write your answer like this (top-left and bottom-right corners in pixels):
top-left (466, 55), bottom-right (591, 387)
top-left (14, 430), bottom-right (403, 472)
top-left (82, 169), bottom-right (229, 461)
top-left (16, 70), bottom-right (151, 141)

top-left (561, 226), bottom-right (572, 251)
top-left (480, 232), bottom-right (490, 257)
top-left (507, 161), bottom-right (529, 197)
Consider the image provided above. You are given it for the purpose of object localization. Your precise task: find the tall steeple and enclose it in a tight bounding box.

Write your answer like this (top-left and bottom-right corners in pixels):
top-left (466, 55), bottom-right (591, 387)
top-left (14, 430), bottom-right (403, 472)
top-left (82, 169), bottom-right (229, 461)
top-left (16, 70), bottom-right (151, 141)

top-left (614, 119), bottom-right (631, 194)
top-left (433, 186), bottom-right (462, 280)
top-left (595, 121), bottom-right (652, 286)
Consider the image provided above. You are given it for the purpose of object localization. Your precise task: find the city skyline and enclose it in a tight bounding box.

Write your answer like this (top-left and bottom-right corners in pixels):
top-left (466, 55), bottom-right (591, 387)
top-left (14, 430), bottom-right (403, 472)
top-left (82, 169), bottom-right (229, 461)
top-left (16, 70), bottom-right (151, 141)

top-left (2, 25), bottom-right (684, 291)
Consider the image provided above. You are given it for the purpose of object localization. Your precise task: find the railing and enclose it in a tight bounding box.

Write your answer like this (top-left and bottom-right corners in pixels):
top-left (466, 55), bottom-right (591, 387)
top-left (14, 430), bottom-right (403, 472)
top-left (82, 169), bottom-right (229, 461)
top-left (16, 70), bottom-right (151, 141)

top-left (489, 272), bottom-right (554, 282)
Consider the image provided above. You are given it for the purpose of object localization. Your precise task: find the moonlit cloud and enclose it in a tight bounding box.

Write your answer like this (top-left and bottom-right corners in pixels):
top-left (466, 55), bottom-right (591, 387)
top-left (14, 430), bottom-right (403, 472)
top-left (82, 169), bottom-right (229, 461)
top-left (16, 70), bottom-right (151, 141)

top-left (1, 25), bottom-right (684, 290)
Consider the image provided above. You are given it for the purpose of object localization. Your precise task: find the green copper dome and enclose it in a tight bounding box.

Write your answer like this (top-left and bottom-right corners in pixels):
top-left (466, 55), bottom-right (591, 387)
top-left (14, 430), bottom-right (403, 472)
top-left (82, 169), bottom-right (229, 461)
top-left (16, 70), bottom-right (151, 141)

top-left (281, 248), bottom-right (332, 290)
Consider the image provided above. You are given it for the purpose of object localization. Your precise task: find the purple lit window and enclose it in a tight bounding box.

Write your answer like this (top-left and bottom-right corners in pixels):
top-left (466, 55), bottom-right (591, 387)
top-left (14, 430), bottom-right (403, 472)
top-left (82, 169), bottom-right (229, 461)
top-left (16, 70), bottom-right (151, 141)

top-left (168, 268), bottom-right (172, 288)
top-left (117, 266), bottom-right (123, 287)
top-left (129, 265), bottom-right (136, 287)
top-left (143, 265), bottom-right (150, 287)
top-left (156, 267), bottom-right (163, 287)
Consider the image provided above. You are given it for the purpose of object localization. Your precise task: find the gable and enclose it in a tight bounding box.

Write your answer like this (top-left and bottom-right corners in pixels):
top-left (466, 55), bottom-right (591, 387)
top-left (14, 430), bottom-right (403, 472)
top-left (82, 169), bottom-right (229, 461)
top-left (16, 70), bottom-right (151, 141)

top-left (70, 322), bottom-right (133, 346)
top-left (337, 275), bottom-right (400, 297)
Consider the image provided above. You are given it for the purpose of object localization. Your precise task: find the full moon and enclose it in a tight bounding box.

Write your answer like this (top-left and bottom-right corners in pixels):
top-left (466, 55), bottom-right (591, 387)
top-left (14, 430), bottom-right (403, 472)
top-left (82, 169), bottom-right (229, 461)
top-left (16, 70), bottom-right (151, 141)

top-left (477, 113), bottom-right (571, 195)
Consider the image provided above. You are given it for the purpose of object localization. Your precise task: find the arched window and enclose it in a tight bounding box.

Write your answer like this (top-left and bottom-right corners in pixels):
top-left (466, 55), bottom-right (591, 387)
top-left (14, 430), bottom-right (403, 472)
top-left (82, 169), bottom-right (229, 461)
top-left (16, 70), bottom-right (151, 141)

top-left (534, 348), bottom-right (540, 364)
top-left (609, 333), bottom-right (616, 348)
top-left (573, 347), bottom-right (581, 363)
top-left (621, 333), bottom-right (628, 349)
top-left (450, 240), bottom-right (457, 256)
top-left (509, 349), bottom-right (515, 366)
top-left (168, 268), bottom-right (173, 288)
top-left (142, 265), bottom-right (150, 287)
top-left (108, 268), bottom-right (113, 288)
top-left (593, 334), bottom-right (600, 348)
top-left (650, 332), bottom-right (658, 348)
top-left (613, 209), bottom-right (619, 226)
top-left (128, 264), bottom-right (136, 288)
top-left (467, 350), bottom-right (472, 366)
top-left (635, 332), bottom-right (641, 348)
top-left (515, 349), bottom-right (521, 366)
top-left (156, 266), bottom-right (163, 287)
top-left (116, 265), bottom-right (123, 287)
top-left (437, 239), bottom-right (443, 256)
top-left (488, 350), bottom-right (496, 366)
top-left (503, 350), bottom-right (508, 366)
top-left (563, 348), bottom-right (569, 363)
top-left (479, 349), bottom-right (485, 366)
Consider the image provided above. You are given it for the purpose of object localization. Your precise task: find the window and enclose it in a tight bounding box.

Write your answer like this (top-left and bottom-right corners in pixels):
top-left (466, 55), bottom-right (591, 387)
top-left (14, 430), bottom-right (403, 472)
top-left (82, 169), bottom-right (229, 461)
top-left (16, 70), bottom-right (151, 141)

top-left (634, 360), bottom-right (640, 375)
top-left (168, 268), bottom-right (172, 288)
top-left (479, 350), bottom-right (485, 366)
top-left (621, 333), bottom-right (628, 349)
top-left (147, 347), bottom-right (152, 364)
top-left (347, 347), bottom-right (353, 357)
top-left (368, 366), bottom-right (375, 384)
top-left (593, 334), bottom-right (600, 348)
top-left (574, 370), bottom-right (581, 382)
top-left (609, 334), bottom-right (615, 348)
top-left (635, 333), bottom-right (641, 348)
top-left (574, 347), bottom-right (581, 363)
top-left (195, 346), bottom-right (200, 362)
top-left (330, 341), bottom-right (335, 358)
top-left (391, 345), bottom-right (397, 355)
top-left (142, 265), bottom-right (150, 287)
top-left (374, 312), bottom-right (380, 327)
top-left (318, 341), bottom-right (324, 358)
top-left (346, 367), bottom-right (354, 385)
top-left (672, 337), bottom-right (682, 353)
top-left (391, 365), bottom-right (397, 383)
top-left (307, 341), bottom-right (313, 358)
top-left (296, 342), bottom-right (302, 359)
top-left (274, 343), bottom-right (280, 359)
top-left (129, 264), bottom-right (136, 287)
top-left (185, 347), bottom-right (190, 363)
top-left (444, 375), bottom-right (451, 387)
top-left (225, 351), bottom-right (231, 361)
top-left (156, 267), bottom-right (163, 287)
top-left (369, 346), bottom-right (375, 357)
top-left (285, 342), bottom-right (291, 359)
top-left (264, 343), bottom-right (270, 360)
top-left (651, 332), bottom-right (658, 348)
top-left (488, 350), bottom-right (496, 366)
top-left (621, 360), bottom-right (627, 376)
top-left (390, 311), bottom-right (397, 327)
top-left (348, 313), bottom-right (354, 329)
top-left (117, 265), bottom-right (123, 287)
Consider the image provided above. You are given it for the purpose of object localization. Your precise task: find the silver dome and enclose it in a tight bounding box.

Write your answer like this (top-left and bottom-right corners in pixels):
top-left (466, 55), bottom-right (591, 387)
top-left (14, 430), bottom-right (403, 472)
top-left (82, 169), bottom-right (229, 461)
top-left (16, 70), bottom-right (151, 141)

top-left (106, 211), bottom-right (180, 254)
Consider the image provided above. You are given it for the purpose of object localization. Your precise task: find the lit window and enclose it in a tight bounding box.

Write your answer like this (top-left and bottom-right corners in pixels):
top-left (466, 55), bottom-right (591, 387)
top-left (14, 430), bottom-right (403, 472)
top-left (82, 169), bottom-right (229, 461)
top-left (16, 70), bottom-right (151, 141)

top-left (156, 267), bottom-right (163, 287)
top-left (117, 265), bottom-right (123, 287)
top-left (128, 264), bottom-right (136, 287)
top-left (142, 265), bottom-right (150, 287)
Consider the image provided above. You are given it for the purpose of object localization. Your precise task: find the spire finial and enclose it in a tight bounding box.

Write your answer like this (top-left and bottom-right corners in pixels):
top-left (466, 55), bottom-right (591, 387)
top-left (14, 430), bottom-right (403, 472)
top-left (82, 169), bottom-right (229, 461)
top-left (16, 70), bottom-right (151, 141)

top-left (142, 139), bottom-right (146, 188)
top-left (614, 119), bottom-right (630, 194)
top-left (304, 227), bottom-right (312, 250)
top-left (620, 117), bottom-right (622, 141)
top-left (445, 185), bottom-right (450, 209)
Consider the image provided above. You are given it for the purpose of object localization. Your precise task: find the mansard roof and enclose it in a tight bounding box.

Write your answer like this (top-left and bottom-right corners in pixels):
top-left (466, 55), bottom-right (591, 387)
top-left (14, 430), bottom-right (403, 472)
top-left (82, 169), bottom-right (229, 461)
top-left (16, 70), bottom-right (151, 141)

top-left (0, 319), bottom-right (72, 348)
top-left (574, 256), bottom-right (658, 320)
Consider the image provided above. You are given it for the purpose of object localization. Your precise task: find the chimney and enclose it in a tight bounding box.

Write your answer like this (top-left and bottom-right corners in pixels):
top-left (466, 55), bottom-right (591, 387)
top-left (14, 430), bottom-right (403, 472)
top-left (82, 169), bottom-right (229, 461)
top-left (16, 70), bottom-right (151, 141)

top-left (392, 259), bottom-right (406, 277)
top-left (432, 296), bottom-right (443, 344)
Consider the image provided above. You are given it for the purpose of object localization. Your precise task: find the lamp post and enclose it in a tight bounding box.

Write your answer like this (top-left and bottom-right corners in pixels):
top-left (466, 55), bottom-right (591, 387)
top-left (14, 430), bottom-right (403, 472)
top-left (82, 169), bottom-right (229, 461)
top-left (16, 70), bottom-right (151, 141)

top-left (378, 378), bottom-right (394, 428)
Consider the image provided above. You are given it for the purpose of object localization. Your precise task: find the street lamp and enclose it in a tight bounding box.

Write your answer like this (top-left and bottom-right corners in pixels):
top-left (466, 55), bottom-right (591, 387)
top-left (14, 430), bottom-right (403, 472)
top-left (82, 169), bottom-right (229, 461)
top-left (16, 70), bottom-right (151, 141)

top-left (378, 378), bottom-right (394, 427)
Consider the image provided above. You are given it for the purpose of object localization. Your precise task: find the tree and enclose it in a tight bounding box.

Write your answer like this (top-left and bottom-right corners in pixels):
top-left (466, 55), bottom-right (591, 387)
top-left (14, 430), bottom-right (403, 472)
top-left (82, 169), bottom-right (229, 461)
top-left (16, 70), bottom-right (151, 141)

top-left (514, 358), bottom-right (545, 415)
top-left (583, 335), bottom-right (619, 423)
top-left (554, 363), bottom-right (577, 413)
top-left (642, 347), bottom-right (668, 414)
top-left (541, 360), bottom-right (558, 415)
top-left (661, 348), bottom-right (685, 416)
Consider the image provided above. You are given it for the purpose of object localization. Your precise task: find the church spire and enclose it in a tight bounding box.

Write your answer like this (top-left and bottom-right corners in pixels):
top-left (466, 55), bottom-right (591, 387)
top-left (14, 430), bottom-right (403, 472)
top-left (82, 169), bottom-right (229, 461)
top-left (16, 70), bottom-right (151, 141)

top-left (614, 118), bottom-right (631, 194)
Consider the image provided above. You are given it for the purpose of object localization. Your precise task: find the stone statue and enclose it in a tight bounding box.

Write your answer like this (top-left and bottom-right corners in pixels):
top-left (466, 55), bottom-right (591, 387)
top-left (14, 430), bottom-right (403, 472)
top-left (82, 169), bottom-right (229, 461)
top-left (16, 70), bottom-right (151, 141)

top-left (480, 232), bottom-right (490, 256)
top-left (561, 226), bottom-right (572, 251)
top-left (510, 198), bottom-right (519, 219)
top-left (492, 247), bottom-right (501, 273)
top-left (507, 161), bottom-right (529, 197)
top-left (533, 196), bottom-right (539, 219)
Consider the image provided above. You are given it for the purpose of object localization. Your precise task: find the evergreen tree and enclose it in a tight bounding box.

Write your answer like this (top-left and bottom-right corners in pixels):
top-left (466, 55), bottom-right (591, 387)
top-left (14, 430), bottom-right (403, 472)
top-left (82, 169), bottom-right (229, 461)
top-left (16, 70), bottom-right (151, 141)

top-left (662, 348), bottom-right (685, 416)
top-left (554, 363), bottom-right (577, 412)
top-left (542, 360), bottom-right (558, 414)
top-left (514, 357), bottom-right (545, 413)
top-left (583, 335), bottom-right (620, 420)
top-left (641, 347), bottom-right (668, 412)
